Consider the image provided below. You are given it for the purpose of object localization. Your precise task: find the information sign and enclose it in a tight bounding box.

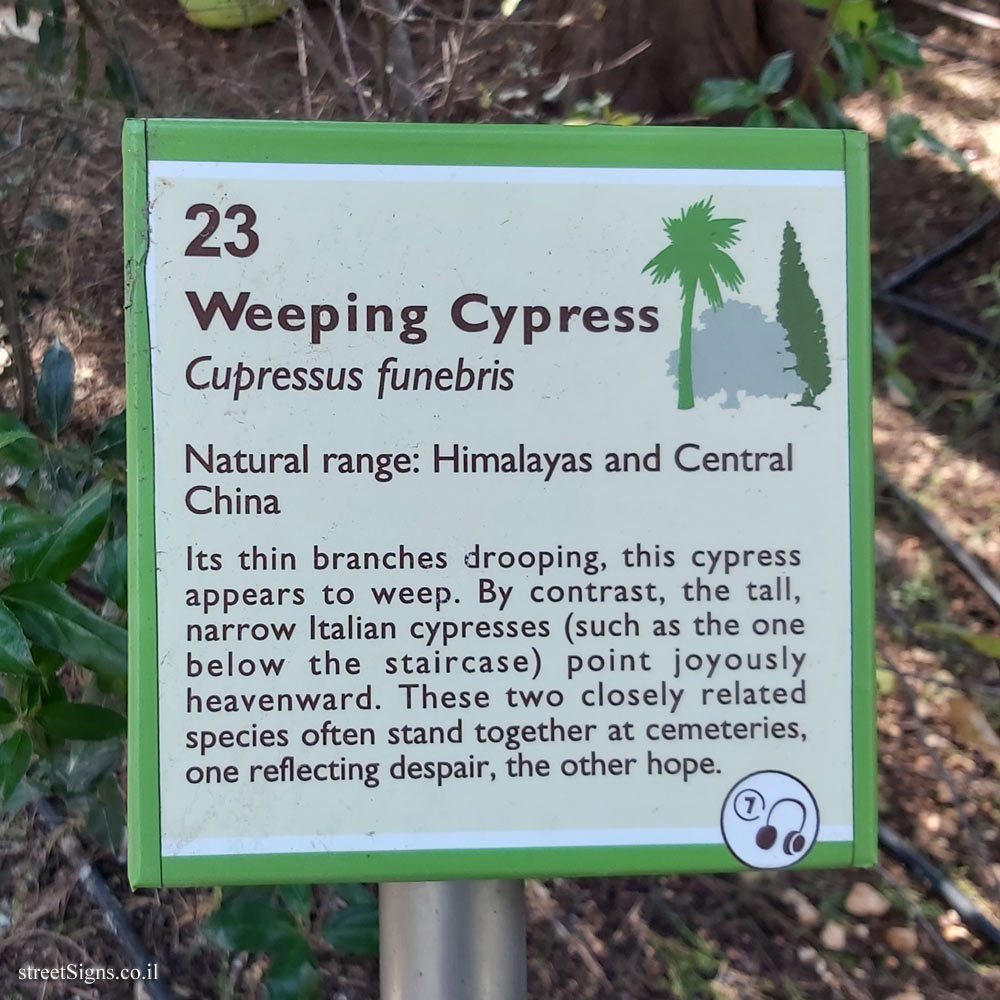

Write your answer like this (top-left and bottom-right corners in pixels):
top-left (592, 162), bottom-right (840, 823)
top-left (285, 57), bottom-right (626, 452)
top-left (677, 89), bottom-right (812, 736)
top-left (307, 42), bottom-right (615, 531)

top-left (124, 121), bottom-right (875, 887)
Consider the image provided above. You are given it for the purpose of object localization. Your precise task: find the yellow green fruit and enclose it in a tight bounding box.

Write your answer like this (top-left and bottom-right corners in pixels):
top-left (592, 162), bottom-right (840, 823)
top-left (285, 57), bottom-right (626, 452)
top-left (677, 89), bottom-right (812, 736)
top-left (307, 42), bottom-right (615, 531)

top-left (179, 0), bottom-right (289, 29)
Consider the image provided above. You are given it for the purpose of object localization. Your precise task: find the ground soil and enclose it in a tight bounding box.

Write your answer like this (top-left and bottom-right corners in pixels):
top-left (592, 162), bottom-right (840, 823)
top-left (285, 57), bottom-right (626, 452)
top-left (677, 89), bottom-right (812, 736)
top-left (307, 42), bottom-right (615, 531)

top-left (2, 2), bottom-right (1000, 998)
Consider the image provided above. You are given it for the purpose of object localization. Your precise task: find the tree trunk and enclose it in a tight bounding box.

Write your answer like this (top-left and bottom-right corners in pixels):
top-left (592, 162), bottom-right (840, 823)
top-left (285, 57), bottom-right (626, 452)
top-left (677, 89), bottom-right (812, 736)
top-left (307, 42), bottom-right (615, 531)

top-left (537, 0), bottom-right (822, 118)
top-left (677, 285), bottom-right (696, 411)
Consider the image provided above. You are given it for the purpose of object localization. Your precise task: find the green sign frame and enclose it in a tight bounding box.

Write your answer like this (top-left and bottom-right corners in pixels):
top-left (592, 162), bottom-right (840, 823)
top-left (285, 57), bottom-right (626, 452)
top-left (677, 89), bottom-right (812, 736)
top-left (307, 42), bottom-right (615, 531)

top-left (124, 119), bottom-right (875, 888)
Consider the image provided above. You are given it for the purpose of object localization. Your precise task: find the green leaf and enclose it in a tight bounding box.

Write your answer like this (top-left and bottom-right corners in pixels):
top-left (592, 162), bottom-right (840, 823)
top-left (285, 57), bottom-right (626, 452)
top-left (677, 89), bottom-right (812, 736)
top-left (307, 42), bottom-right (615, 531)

top-left (0, 730), bottom-right (32, 805)
top-left (32, 647), bottom-right (66, 678)
top-left (93, 535), bottom-right (127, 609)
top-left (203, 888), bottom-right (298, 953)
top-left (279, 884), bottom-right (313, 924)
top-left (76, 769), bottom-right (125, 852)
top-left (332, 883), bottom-right (376, 907)
top-left (26, 480), bottom-right (112, 583)
top-left (803, 0), bottom-right (877, 35)
top-left (265, 933), bottom-right (319, 1000)
top-left (0, 599), bottom-right (36, 676)
top-left (54, 737), bottom-right (122, 794)
top-left (41, 670), bottom-right (68, 705)
top-left (830, 34), bottom-right (865, 94)
top-left (0, 502), bottom-right (59, 579)
top-left (860, 40), bottom-right (880, 87)
top-left (919, 127), bottom-right (970, 172)
top-left (758, 51), bottom-right (793, 95)
top-left (885, 112), bottom-right (922, 157)
top-left (104, 53), bottom-right (146, 112)
top-left (887, 371), bottom-right (919, 407)
top-left (781, 98), bottom-right (821, 129)
top-left (37, 338), bottom-right (75, 438)
top-left (37, 701), bottom-right (125, 741)
top-left (12, 246), bottom-right (33, 279)
top-left (884, 67), bottom-right (904, 100)
top-left (814, 66), bottom-right (838, 103)
top-left (36, 0), bottom-right (68, 74)
top-left (3, 580), bottom-right (127, 681)
top-left (869, 28), bottom-right (923, 68)
top-left (0, 697), bottom-right (15, 725)
top-left (4, 776), bottom-right (42, 815)
top-left (821, 99), bottom-right (855, 130)
top-left (694, 78), bottom-right (761, 115)
top-left (91, 410), bottom-right (126, 460)
top-left (837, 0), bottom-right (879, 37)
top-left (872, 323), bottom-right (898, 361)
top-left (321, 901), bottom-right (379, 955)
top-left (19, 686), bottom-right (43, 726)
top-left (0, 429), bottom-right (34, 453)
top-left (0, 414), bottom-right (42, 470)
top-left (74, 24), bottom-right (90, 101)
top-left (744, 106), bottom-right (777, 128)
top-left (920, 623), bottom-right (1000, 659)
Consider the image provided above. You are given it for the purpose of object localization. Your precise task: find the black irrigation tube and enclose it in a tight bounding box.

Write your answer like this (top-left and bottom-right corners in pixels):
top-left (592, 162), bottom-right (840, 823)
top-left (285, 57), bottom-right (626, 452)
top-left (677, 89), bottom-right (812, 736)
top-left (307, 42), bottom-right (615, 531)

top-left (879, 466), bottom-right (1000, 616)
top-left (876, 290), bottom-right (999, 347)
top-left (916, 35), bottom-right (1000, 69)
top-left (879, 823), bottom-right (1000, 951)
top-left (878, 206), bottom-right (1000, 295)
top-left (874, 205), bottom-right (1000, 349)
top-left (875, 472), bottom-right (1000, 947)
top-left (34, 799), bottom-right (176, 1000)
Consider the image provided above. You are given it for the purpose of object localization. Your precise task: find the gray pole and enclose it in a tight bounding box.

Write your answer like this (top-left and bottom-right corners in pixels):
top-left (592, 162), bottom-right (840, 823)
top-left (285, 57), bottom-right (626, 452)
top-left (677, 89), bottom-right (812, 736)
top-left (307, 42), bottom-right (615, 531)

top-left (379, 880), bottom-right (527, 1000)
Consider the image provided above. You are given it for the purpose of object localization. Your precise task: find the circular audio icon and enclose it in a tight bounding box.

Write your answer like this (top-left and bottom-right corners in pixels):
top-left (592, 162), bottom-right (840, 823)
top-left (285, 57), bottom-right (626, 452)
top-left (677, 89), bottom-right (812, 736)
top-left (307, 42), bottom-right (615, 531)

top-left (721, 771), bottom-right (819, 869)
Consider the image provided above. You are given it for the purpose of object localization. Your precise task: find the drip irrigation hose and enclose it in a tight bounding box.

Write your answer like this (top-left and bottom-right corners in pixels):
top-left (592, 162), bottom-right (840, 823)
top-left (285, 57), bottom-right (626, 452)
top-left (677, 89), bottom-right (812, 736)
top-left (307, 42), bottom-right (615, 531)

top-left (34, 799), bottom-right (177, 1000)
top-left (914, 35), bottom-right (1000, 68)
top-left (879, 823), bottom-right (1000, 950)
top-left (878, 467), bottom-right (1000, 615)
top-left (878, 206), bottom-right (1000, 295)
top-left (874, 291), bottom-right (998, 348)
top-left (876, 473), bottom-right (1000, 949)
top-left (874, 205), bottom-right (1000, 349)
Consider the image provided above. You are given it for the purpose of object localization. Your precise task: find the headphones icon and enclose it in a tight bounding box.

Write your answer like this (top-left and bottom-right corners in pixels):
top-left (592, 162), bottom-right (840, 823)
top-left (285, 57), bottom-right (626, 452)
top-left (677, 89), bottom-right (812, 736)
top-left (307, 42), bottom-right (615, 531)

top-left (755, 798), bottom-right (808, 855)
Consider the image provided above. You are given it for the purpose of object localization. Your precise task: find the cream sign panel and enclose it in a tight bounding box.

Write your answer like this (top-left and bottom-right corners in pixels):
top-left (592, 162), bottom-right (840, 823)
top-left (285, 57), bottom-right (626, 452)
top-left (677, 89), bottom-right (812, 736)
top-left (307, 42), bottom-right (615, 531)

top-left (125, 123), bottom-right (875, 887)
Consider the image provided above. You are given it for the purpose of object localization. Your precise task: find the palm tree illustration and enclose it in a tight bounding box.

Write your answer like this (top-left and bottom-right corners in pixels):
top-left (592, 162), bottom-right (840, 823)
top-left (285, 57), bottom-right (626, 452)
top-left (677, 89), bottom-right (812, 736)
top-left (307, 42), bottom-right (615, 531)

top-left (642, 198), bottom-right (746, 410)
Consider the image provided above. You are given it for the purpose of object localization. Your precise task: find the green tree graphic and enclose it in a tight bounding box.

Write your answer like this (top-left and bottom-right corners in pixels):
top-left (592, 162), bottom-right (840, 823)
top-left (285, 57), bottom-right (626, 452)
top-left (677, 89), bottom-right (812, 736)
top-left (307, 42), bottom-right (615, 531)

top-left (777, 221), bottom-right (831, 409)
top-left (642, 197), bottom-right (745, 410)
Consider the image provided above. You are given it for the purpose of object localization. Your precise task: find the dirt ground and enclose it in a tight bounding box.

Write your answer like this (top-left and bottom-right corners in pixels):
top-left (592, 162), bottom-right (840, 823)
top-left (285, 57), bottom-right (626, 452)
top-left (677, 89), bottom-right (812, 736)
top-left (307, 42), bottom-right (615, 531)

top-left (2, 2), bottom-right (1000, 998)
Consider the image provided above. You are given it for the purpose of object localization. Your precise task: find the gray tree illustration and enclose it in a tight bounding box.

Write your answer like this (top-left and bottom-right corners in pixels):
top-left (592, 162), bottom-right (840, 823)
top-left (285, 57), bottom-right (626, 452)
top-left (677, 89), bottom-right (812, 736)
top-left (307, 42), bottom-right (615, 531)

top-left (777, 221), bottom-right (831, 409)
top-left (667, 301), bottom-right (804, 408)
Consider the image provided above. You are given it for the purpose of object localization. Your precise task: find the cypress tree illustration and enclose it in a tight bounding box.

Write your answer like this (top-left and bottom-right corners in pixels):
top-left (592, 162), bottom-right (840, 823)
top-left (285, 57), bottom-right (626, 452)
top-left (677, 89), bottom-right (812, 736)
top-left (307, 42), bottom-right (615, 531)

top-left (776, 221), bottom-right (830, 409)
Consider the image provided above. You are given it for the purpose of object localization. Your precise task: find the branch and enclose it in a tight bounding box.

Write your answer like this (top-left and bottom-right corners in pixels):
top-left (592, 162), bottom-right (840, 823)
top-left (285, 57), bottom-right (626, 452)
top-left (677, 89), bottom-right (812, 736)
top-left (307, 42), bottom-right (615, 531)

top-left (439, 0), bottom-right (473, 117)
top-left (0, 214), bottom-right (36, 422)
top-left (291, 0), bottom-right (313, 118)
top-left (364, 0), bottom-right (429, 121)
top-left (906, 0), bottom-right (1000, 31)
top-left (287, 0), bottom-right (357, 112)
top-left (329, 0), bottom-right (373, 119)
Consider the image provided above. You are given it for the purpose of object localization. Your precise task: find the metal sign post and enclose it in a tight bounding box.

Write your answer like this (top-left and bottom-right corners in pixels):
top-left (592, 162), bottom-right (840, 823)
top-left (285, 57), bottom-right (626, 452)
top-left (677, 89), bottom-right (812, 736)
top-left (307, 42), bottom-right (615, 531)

top-left (380, 880), bottom-right (526, 1000)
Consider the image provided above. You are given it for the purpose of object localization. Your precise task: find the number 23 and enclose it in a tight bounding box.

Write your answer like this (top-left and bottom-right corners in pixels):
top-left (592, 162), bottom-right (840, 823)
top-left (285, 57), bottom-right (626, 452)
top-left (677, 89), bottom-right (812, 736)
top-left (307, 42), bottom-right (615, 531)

top-left (184, 203), bottom-right (259, 258)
